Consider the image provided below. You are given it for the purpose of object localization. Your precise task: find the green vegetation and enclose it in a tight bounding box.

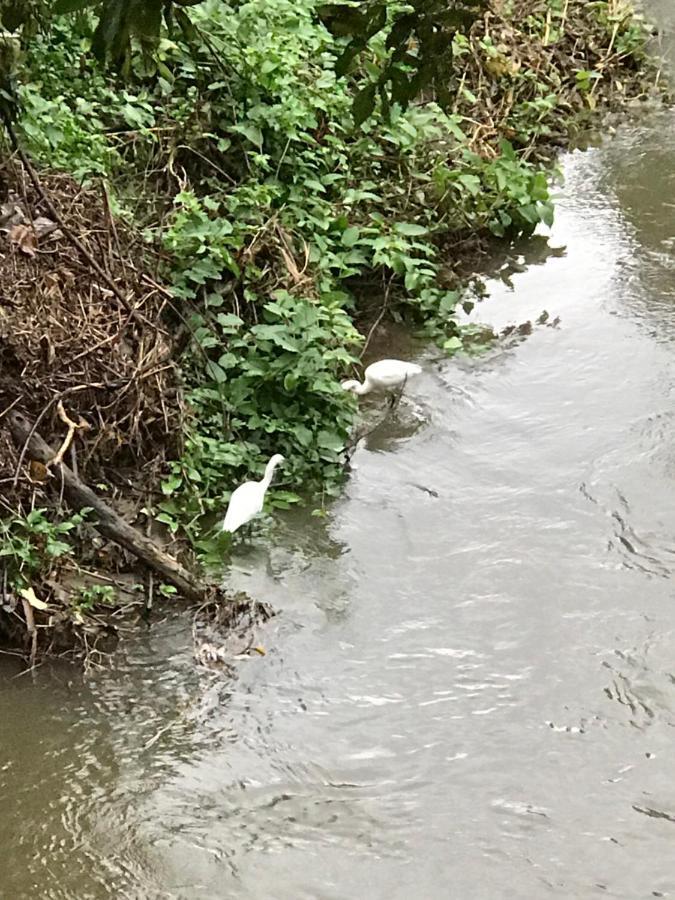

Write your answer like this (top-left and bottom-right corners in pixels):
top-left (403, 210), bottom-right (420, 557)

top-left (0, 507), bottom-right (90, 593)
top-left (0, 0), bottom-right (658, 605)
top-left (71, 582), bottom-right (116, 614)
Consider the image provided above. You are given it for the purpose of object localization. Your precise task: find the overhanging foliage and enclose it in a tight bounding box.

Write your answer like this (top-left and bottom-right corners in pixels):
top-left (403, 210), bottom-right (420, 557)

top-left (319, 0), bottom-right (487, 123)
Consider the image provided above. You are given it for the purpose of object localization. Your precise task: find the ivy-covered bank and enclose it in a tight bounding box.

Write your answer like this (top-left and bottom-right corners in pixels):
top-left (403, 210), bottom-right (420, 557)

top-left (0, 0), bottom-right (663, 654)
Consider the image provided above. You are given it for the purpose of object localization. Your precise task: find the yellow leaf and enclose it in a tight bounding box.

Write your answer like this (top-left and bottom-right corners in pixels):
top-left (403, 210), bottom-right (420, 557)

top-left (19, 587), bottom-right (49, 610)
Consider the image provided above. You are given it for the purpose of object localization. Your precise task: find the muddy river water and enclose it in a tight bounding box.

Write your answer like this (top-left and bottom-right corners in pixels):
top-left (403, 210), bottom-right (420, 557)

top-left (4, 10), bottom-right (675, 900)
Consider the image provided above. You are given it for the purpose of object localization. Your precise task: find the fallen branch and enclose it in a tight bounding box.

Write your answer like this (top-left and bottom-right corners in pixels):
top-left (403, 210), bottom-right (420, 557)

top-left (7, 410), bottom-right (205, 604)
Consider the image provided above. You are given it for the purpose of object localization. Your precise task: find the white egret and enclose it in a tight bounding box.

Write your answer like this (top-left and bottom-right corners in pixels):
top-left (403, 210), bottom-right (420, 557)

top-left (222, 454), bottom-right (285, 535)
top-left (341, 359), bottom-right (422, 406)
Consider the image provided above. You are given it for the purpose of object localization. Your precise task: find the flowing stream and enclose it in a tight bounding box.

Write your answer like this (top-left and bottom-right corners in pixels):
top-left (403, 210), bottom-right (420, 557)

top-left (4, 10), bottom-right (675, 899)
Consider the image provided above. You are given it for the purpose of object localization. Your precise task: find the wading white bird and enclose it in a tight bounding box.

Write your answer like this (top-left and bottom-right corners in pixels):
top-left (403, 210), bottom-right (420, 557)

top-left (341, 359), bottom-right (422, 404)
top-left (222, 453), bottom-right (285, 535)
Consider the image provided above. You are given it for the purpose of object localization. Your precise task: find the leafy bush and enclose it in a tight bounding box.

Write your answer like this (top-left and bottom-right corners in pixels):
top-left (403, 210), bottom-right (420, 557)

top-left (0, 507), bottom-right (90, 591)
top-left (434, 140), bottom-right (554, 237)
top-left (158, 290), bottom-right (360, 543)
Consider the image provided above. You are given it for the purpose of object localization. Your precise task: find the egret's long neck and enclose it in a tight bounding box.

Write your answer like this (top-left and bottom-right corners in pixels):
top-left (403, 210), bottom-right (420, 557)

top-left (262, 459), bottom-right (279, 487)
top-left (356, 378), bottom-right (372, 395)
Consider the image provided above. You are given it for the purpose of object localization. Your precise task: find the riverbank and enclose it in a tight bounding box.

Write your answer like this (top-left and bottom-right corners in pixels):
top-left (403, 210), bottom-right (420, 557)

top-left (0, 0), bottom-right (665, 661)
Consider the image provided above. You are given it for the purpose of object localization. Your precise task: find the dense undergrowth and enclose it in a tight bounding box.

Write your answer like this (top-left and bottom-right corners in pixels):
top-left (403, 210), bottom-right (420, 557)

top-left (0, 0), bottom-right (661, 636)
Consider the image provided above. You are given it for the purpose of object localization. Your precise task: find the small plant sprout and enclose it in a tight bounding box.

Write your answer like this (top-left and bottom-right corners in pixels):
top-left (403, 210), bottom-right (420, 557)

top-left (73, 584), bottom-right (116, 613)
top-left (222, 454), bottom-right (285, 535)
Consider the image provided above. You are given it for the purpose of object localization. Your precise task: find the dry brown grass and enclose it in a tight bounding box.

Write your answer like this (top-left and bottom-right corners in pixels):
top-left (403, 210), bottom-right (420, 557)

top-left (0, 160), bottom-right (184, 513)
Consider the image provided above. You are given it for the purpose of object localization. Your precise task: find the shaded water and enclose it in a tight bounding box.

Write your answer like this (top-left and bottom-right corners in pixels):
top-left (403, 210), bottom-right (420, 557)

top-left (6, 31), bottom-right (675, 900)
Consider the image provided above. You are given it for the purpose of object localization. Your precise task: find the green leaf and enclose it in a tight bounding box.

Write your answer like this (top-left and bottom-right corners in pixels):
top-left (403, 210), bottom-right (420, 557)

top-left (443, 336), bottom-right (462, 352)
top-left (156, 61), bottom-right (174, 84)
top-left (341, 225), bottom-right (360, 247)
top-left (334, 44), bottom-right (361, 78)
top-left (499, 139), bottom-right (517, 160)
top-left (237, 123), bottom-right (263, 147)
top-left (304, 179), bottom-right (326, 193)
top-left (458, 173), bottom-right (481, 196)
top-left (206, 360), bottom-right (227, 384)
top-left (218, 352), bottom-right (237, 369)
top-left (538, 201), bottom-right (554, 228)
top-left (161, 475), bottom-right (183, 496)
top-left (251, 324), bottom-right (300, 352)
top-left (156, 512), bottom-right (179, 533)
top-left (439, 291), bottom-right (459, 313)
top-left (353, 83), bottom-right (376, 127)
top-left (46, 539), bottom-right (72, 557)
top-left (174, 7), bottom-right (197, 42)
top-left (293, 425), bottom-right (313, 447)
top-left (317, 430), bottom-right (345, 452)
top-left (394, 222), bottom-right (428, 236)
top-left (216, 313), bottom-right (243, 330)
top-left (518, 203), bottom-right (539, 225)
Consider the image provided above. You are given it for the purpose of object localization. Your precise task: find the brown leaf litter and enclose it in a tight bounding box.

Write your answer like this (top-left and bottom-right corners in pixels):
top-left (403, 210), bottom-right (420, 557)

top-left (0, 157), bottom-right (186, 658)
top-left (0, 160), bottom-right (183, 494)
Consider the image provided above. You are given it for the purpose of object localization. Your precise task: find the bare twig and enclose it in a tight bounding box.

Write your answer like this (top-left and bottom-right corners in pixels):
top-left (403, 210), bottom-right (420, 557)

top-left (48, 400), bottom-right (89, 468)
top-left (360, 272), bottom-right (395, 361)
top-left (0, 397), bottom-right (20, 423)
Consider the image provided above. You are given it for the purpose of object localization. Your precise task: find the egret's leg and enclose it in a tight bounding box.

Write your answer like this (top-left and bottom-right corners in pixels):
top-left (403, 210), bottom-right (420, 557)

top-left (390, 375), bottom-right (408, 413)
top-left (234, 524), bottom-right (249, 546)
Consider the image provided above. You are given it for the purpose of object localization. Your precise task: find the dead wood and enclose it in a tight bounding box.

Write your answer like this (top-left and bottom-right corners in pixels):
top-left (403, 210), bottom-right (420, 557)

top-left (7, 410), bottom-right (204, 604)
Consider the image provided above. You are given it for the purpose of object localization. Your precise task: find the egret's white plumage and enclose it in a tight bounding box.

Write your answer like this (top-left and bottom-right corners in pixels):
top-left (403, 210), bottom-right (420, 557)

top-left (341, 359), bottom-right (422, 396)
top-left (222, 454), bottom-right (285, 534)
